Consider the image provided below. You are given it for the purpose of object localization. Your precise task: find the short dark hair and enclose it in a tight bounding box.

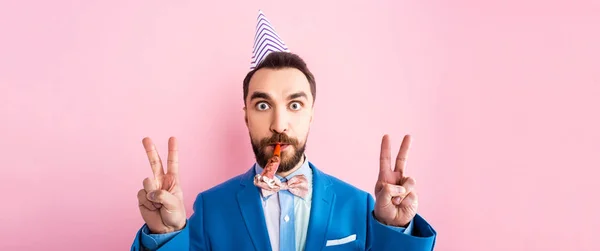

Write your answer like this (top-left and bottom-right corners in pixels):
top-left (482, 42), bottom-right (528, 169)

top-left (243, 52), bottom-right (316, 105)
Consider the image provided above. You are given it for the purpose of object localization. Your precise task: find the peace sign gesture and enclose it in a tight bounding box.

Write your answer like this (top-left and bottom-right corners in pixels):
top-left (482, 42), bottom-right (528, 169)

top-left (373, 134), bottom-right (418, 227)
top-left (137, 137), bottom-right (186, 234)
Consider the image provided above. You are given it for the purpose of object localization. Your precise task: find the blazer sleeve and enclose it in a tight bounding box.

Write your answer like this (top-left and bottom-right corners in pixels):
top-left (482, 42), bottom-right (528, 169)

top-left (366, 193), bottom-right (437, 251)
top-left (130, 193), bottom-right (209, 251)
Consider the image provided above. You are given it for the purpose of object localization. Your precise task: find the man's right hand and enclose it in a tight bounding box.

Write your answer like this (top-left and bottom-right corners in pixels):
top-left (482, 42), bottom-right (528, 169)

top-left (137, 137), bottom-right (186, 234)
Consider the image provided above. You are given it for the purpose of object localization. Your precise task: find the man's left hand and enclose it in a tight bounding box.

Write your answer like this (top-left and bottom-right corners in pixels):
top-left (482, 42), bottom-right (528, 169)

top-left (374, 134), bottom-right (418, 227)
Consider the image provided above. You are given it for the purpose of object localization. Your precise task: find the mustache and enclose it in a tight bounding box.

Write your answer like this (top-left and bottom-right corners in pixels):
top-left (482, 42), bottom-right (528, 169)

top-left (258, 133), bottom-right (299, 148)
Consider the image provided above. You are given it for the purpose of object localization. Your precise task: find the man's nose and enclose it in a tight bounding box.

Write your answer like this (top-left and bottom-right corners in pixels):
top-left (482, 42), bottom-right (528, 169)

top-left (270, 108), bottom-right (289, 134)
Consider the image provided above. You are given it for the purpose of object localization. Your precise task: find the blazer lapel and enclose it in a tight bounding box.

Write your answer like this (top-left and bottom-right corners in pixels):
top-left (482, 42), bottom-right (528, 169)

top-left (237, 167), bottom-right (272, 251)
top-left (304, 163), bottom-right (336, 251)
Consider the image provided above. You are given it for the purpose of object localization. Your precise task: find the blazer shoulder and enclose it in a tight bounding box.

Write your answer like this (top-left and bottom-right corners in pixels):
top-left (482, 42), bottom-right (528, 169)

top-left (318, 169), bottom-right (371, 198)
top-left (192, 169), bottom-right (251, 204)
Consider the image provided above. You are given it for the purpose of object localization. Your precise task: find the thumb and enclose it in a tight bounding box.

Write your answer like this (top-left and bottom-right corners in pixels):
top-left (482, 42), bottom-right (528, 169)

top-left (147, 190), bottom-right (181, 212)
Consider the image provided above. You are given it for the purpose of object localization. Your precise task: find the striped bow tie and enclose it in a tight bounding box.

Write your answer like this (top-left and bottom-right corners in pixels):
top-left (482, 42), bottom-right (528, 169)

top-left (253, 174), bottom-right (309, 199)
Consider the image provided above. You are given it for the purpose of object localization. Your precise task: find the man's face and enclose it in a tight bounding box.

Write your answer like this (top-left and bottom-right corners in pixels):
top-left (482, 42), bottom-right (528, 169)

top-left (244, 67), bottom-right (314, 173)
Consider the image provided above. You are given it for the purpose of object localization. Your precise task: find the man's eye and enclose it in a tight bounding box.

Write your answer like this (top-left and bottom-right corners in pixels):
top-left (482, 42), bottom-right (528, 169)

top-left (289, 102), bottom-right (302, 110)
top-left (256, 102), bottom-right (270, 110)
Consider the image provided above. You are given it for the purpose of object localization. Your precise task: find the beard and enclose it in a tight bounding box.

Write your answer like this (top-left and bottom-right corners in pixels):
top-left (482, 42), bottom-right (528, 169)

top-left (251, 132), bottom-right (307, 173)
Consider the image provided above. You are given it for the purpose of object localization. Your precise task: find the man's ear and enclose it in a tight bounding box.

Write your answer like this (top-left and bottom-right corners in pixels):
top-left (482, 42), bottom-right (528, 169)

top-left (243, 106), bottom-right (248, 126)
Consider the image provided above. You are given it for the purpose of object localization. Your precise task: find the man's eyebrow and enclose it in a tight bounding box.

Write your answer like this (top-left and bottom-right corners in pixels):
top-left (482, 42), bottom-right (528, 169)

top-left (288, 92), bottom-right (307, 100)
top-left (250, 91), bottom-right (272, 102)
top-left (250, 91), bottom-right (308, 102)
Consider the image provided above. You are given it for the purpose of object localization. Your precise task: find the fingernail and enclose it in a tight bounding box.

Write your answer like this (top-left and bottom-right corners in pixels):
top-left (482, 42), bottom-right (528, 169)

top-left (148, 191), bottom-right (156, 201)
top-left (397, 187), bottom-right (406, 194)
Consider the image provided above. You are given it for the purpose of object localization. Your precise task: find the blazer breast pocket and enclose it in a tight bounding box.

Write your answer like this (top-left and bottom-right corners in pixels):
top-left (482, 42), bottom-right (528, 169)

top-left (324, 234), bottom-right (358, 250)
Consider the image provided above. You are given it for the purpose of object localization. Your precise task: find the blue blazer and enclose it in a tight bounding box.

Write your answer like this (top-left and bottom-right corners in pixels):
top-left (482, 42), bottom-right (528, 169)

top-left (131, 162), bottom-right (437, 250)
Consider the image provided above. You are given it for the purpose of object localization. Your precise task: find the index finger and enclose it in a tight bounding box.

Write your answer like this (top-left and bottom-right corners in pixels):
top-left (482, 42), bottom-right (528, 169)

top-left (379, 134), bottom-right (392, 177)
top-left (142, 137), bottom-right (164, 178)
top-left (394, 134), bottom-right (412, 175)
top-left (167, 136), bottom-right (179, 175)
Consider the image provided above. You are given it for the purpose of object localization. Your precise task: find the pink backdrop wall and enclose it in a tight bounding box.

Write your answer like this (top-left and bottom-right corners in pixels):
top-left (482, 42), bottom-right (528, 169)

top-left (1, 0), bottom-right (599, 250)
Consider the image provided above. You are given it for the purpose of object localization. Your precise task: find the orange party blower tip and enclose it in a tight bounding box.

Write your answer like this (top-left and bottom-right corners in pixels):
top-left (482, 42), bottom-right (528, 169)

top-left (273, 144), bottom-right (281, 157)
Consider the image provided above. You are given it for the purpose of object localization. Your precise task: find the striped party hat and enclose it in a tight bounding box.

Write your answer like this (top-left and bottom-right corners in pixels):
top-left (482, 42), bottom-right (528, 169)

top-left (250, 10), bottom-right (290, 70)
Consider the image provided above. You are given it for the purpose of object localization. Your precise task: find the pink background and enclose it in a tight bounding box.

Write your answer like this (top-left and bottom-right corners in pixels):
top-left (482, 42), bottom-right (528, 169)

top-left (1, 0), bottom-right (599, 250)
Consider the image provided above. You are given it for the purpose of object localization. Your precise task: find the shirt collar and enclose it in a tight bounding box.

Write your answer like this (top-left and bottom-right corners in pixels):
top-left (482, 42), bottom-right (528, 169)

top-left (254, 155), bottom-right (313, 201)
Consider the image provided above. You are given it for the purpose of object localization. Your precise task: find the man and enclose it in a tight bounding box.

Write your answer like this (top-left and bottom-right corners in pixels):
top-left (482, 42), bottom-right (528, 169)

top-left (131, 10), bottom-right (436, 251)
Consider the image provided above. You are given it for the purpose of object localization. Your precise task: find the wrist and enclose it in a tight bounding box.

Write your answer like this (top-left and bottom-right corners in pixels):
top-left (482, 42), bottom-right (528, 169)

top-left (148, 221), bottom-right (185, 234)
top-left (373, 211), bottom-right (409, 228)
